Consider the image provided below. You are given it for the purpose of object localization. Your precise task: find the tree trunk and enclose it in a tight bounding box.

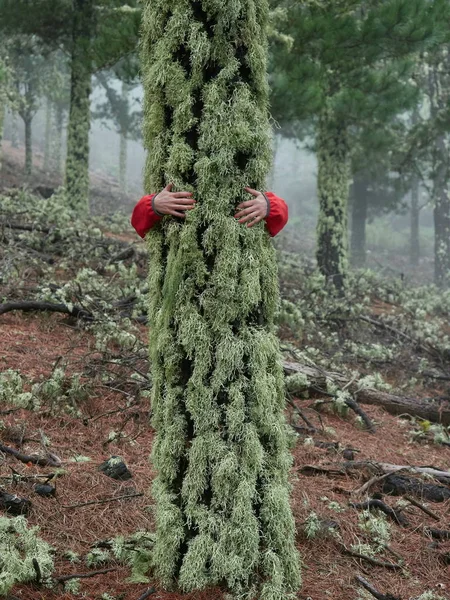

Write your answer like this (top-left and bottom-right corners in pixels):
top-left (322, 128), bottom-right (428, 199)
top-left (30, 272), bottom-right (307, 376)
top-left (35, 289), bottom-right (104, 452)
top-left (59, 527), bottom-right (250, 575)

top-left (350, 174), bottom-right (368, 268)
top-left (10, 111), bottom-right (19, 148)
top-left (141, 1), bottom-right (300, 597)
top-left (410, 176), bottom-right (420, 267)
top-left (0, 102), bottom-right (4, 172)
top-left (119, 130), bottom-right (127, 193)
top-left (316, 109), bottom-right (350, 289)
top-left (52, 106), bottom-right (64, 176)
top-left (65, 0), bottom-right (93, 213)
top-left (434, 184), bottom-right (450, 287)
top-left (24, 114), bottom-right (32, 176)
top-left (43, 98), bottom-right (51, 172)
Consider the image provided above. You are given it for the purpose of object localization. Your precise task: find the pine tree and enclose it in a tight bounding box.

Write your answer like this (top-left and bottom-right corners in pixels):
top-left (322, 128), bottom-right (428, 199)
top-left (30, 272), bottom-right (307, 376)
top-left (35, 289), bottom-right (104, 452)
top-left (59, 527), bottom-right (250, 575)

top-left (94, 70), bottom-right (142, 193)
top-left (271, 0), bottom-right (447, 288)
top-left (428, 48), bottom-right (450, 287)
top-left (6, 36), bottom-right (47, 176)
top-left (141, 1), bottom-right (300, 597)
top-left (0, 0), bottom-right (141, 211)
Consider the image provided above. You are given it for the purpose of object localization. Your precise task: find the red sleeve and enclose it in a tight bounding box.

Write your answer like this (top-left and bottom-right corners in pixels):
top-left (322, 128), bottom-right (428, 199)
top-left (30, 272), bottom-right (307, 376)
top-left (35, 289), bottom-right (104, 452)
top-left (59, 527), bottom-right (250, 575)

top-left (131, 194), bottom-right (162, 239)
top-left (264, 192), bottom-right (288, 237)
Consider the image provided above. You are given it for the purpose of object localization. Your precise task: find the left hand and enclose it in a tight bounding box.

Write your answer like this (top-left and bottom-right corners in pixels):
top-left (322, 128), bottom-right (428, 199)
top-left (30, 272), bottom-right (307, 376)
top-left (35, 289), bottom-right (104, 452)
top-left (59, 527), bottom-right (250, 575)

top-left (235, 187), bottom-right (269, 227)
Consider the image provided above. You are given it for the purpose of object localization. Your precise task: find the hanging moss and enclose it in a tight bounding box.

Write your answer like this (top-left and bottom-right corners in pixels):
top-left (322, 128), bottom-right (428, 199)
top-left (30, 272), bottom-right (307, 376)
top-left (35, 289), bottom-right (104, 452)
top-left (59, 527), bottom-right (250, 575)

top-left (316, 107), bottom-right (350, 290)
top-left (141, 1), bottom-right (301, 597)
top-left (65, 0), bottom-right (94, 213)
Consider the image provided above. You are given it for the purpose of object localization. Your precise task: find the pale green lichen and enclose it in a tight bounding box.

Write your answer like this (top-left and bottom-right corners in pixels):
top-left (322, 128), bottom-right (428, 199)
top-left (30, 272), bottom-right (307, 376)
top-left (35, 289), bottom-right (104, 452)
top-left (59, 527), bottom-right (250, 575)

top-left (316, 107), bottom-right (350, 290)
top-left (141, 1), bottom-right (301, 597)
top-left (0, 516), bottom-right (54, 595)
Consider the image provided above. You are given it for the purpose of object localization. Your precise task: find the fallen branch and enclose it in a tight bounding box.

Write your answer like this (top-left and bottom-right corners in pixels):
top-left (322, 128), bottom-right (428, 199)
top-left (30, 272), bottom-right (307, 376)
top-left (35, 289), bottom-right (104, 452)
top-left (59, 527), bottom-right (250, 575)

top-left (54, 567), bottom-right (117, 583)
top-left (355, 575), bottom-right (401, 600)
top-left (61, 492), bottom-right (143, 509)
top-left (405, 495), bottom-right (440, 521)
top-left (0, 443), bottom-right (61, 467)
top-left (0, 301), bottom-right (93, 321)
top-left (284, 360), bottom-right (450, 425)
top-left (136, 588), bottom-right (156, 600)
top-left (349, 499), bottom-right (408, 526)
top-left (339, 544), bottom-right (401, 569)
top-left (425, 528), bottom-right (450, 540)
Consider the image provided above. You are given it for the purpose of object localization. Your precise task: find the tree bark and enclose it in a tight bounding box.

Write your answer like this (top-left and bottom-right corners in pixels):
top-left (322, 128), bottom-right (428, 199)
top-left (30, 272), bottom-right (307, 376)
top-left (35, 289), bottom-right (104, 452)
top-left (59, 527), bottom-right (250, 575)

top-left (316, 109), bottom-right (350, 289)
top-left (10, 111), bottom-right (19, 148)
top-left (24, 114), bottom-right (32, 176)
top-left (65, 0), bottom-right (94, 213)
top-left (52, 105), bottom-right (64, 176)
top-left (434, 160), bottom-right (450, 287)
top-left (350, 173), bottom-right (368, 268)
top-left (43, 97), bottom-right (51, 172)
top-left (142, 0), bottom-right (300, 596)
top-left (119, 131), bottom-right (127, 193)
top-left (410, 176), bottom-right (420, 266)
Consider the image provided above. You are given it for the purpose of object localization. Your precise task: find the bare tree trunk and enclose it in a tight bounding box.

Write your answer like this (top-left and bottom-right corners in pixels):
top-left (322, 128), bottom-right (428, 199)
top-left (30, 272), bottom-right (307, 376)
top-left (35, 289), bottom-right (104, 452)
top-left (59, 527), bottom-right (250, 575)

top-left (410, 176), bottom-right (420, 267)
top-left (119, 130), bottom-right (127, 193)
top-left (43, 98), bottom-right (52, 172)
top-left (24, 114), bottom-right (32, 176)
top-left (350, 174), bottom-right (368, 268)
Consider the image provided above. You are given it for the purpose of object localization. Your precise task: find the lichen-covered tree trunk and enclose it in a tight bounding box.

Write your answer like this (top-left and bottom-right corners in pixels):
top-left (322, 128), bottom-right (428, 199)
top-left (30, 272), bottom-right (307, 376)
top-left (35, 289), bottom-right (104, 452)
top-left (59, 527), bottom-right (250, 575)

top-left (65, 0), bottom-right (93, 212)
top-left (316, 109), bottom-right (350, 288)
top-left (141, 1), bottom-right (301, 598)
top-left (0, 103), bottom-right (4, 172)
top-left (10, 112), bottom-right (19, 148)
top-left (433, 135), bottom-right (450, 287)
top-left (350, 174), bottom-right (368, 268)
top-left (410, 176), bottom-right (420, 267)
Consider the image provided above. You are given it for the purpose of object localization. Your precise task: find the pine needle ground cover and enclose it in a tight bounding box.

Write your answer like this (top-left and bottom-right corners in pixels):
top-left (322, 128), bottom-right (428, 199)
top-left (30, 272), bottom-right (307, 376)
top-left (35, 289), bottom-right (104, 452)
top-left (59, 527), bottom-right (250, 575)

top-left (0, 186), bottom-right (449, 599)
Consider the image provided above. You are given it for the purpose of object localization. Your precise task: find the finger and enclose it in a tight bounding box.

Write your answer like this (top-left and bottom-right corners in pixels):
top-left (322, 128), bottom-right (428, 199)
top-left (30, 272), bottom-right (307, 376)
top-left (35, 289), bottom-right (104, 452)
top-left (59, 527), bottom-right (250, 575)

top-left (168, 210), bottom-right (187, 218)
top-left (246, 215), bottom-right (264, 227)
top-left (169, 198), bottom-right (196, 205)
top-left (235, 206), bottom-right (257, 218)
top-left (163, 183), bottom-right (173, 192)
top-left (170, 204), bottom-right (195, 211)
top-left (236, 200), bottom-right (256, 209)
top-left (172, 191), bottom-right (193, 198)
top-left (238, 210), bottom-right (260, 224)
top-left (244, 187), bottom-right (260, 197)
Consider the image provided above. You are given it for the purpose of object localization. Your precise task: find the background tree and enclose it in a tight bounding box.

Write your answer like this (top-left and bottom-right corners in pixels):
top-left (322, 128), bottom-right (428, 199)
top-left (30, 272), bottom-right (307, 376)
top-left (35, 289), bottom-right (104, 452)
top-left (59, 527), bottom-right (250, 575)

top-left (6, 36), bottom-right (47, 176)
top-left (141, 0), bottom-right (300, 597)
top-left (0, 0), bottom-right (141, 211)
top-left (94, 68), bottom-right (142, 193)
top-left (271, 0), bottom-right (447, 288)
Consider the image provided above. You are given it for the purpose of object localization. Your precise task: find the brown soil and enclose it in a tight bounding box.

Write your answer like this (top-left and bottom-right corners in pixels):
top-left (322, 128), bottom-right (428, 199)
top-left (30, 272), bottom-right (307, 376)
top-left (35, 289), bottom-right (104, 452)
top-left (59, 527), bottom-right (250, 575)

top-left (1, 313), bottom-right (449, 600)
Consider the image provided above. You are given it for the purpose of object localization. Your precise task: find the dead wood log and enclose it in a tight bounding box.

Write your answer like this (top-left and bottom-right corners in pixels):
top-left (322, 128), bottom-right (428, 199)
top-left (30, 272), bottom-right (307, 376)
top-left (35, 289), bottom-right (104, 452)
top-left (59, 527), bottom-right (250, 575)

top-left (382, 475), bottom-right (450, 503)
top-left (349, 499), bottom-right (408, 526)
top-left (0, 301), bottom-right (93, 321)
top-left (404, 495), bottom-right (440, 521)
top-left (425, 528), bottom-right (450, 540)
top-left (0, 443), bottom-right (62, 467)
top-left (355, 575), bottom-right (401, 600)
top-left (54, 568), bottom-right (117, 583)
top-left (339, 543), bottom-right (401, 569)
top-left (136, 589), bottom-right (156, 600)
top-left (283, 360), bottom-right (450, 425)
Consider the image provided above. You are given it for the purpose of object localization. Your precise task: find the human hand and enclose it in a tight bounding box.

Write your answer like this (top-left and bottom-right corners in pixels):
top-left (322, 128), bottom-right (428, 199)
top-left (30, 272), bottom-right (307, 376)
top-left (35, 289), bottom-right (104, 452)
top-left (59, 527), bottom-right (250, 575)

top-left (153, 183), bottom-right (195, 218)
top-left (234, 187), bottom-right (269, 227)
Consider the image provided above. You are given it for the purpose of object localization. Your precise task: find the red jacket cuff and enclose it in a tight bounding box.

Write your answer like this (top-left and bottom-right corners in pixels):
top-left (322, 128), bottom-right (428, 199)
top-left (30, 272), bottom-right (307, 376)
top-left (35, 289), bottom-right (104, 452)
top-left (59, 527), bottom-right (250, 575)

top-left (131, 194), bottom-right (162, 239)
top-left (264, 192), bottom-right (289, 237)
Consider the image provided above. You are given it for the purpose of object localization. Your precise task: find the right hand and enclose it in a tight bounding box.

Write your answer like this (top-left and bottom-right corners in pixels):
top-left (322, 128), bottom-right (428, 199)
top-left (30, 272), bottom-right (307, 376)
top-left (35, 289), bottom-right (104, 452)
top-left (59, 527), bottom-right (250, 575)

top-left (154, 183), bottom-right (195, 218)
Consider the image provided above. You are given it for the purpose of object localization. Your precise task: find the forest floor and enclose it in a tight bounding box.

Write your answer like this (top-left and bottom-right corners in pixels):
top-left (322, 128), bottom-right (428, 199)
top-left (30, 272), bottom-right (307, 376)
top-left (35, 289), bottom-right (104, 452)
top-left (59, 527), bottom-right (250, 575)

top-left (0, 146), bottom-right (449, 600)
